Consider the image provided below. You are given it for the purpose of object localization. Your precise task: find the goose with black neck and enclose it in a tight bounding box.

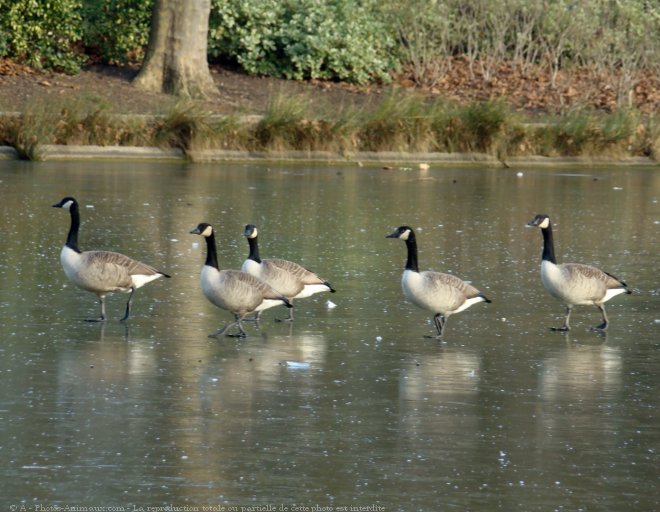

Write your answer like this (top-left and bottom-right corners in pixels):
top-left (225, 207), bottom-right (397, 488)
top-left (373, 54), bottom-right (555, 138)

top-left (52, 196), bottom-right (170, 322)
top-left (387, 225), bottom-right (491, 339)
top-left (527, 213), bottom-right (631, 332)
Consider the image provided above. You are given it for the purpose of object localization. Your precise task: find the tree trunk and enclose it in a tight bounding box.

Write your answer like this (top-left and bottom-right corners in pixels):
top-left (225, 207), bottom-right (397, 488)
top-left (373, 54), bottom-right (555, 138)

top-left (133, 0), bottom-right (218, 98)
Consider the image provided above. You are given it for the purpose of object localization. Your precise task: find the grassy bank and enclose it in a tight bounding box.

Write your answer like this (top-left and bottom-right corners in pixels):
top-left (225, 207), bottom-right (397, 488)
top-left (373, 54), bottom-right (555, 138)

top-left (0, 89), bottom-right (658, 163)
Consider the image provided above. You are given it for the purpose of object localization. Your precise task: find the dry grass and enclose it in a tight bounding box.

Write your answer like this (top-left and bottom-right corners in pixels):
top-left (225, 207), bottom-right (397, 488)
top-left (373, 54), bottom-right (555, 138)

top-left (0, 88), bottom-right (655, 161)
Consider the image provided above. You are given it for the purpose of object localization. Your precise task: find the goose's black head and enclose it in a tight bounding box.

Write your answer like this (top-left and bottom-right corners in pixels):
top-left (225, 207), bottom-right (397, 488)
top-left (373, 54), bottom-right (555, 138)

top-left (386, 226), bottom-right (415, 241)
top-left (527, 214), bottom-right (551, 229)
top-left (52, 197), bottom-right (78, 210)
top-left (190, 223), bottom-right (214, 237)
top-left (244, 224), bottom-right (258, 239)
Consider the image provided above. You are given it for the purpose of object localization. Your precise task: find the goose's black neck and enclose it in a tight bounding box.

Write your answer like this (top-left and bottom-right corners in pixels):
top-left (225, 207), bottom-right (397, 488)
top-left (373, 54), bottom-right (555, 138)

top-left (66, 202), bottom-right (81, 253)
top-left (204, 232), bottom-right (220, 270)
top-left (247, 236), bottom-right (262, 263)
top-left (540, 224), bottom-right (557, 264)
top-left (404, 232), bottom-right (420, 272)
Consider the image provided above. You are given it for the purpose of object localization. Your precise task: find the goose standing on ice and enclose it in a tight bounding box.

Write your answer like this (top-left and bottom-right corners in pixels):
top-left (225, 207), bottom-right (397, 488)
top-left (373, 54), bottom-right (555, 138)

top-left (387, 226), bottom-right (491, 338)
top-left (527, 213), bottom-right (631, 331)
top-left (191, 223), bottom-right (292, 337)
top-left (53, 196), bottom-right (170, 321)
top-left (241, 224), bottom-right (335, 321)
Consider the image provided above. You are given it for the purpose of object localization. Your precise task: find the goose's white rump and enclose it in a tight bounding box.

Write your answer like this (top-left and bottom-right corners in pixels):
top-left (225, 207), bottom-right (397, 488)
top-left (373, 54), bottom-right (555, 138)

top-left (241, 224), bottom-right (335, 321)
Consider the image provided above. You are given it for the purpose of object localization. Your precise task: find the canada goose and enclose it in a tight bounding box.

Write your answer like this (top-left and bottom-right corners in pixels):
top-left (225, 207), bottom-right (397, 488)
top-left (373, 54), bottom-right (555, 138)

top-left (386, 226), bottom-right (491, 338)
top-left (528, 214), bottom-right (631, 331)
top-left (241, 224), bottom-right (335, 321)
top-left (191, 223), bottom-right (292, 337)
top-left (52, 196), bottom-right (170, 322)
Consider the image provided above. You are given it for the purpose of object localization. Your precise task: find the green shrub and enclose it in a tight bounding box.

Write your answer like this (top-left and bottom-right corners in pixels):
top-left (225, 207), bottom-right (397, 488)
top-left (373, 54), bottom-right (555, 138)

top-left (0, 0), bottom-right (84, 73)
top-left (81, 0), bottom-right (153, 65)
top-left (209, 0), bottom-right (396, 84)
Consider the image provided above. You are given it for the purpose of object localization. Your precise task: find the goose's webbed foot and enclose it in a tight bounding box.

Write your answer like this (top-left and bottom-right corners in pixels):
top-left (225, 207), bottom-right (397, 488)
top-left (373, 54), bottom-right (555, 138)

top-left (85, 317), bottom-right (106, 323)
top-left (424, 333), bottom-right (444, 340)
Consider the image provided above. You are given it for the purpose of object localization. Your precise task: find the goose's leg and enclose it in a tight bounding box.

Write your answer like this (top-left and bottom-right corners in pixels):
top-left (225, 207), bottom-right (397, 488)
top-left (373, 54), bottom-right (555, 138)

top-left (86, 296), bottom-right (107, 322)
top-left (593, 304), bottom-right (609, 331)
top-left (551, 305), bottom-right (572, 332)
top-left (438, 315), bottom-right (446, 338)
top-left (210, 314), bottom-right (247, 338)
top-left (275, 305), bottom-right (294, 323)
top-left (245, 311), bottom-right (261, 323)
top-left (120, 288), bottom-right (135, 322)
top-left (425, 314), bottom-right (445, 339)
top-left (209, 321), bottom-right (234, 338)
top-left (209, 314), bottom-right (237, 337)
top-left (227, 314), bottom-right (248, 337)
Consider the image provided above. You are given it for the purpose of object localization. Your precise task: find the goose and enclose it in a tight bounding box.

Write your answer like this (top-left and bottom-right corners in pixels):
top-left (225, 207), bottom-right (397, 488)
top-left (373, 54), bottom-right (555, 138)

top-left (386, 226), bottom-right (491, 338)
top-left (52, 196), bottom-right (170, 322)
top-left (527, 214), bottom-right (631, 331)
top-left (241, 224), bottom-right (335, 321)
top-left (191, 223), bottom-right (293, 337)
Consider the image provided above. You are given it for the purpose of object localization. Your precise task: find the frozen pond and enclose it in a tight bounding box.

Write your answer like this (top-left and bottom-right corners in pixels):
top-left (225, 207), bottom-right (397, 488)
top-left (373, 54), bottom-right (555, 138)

top-left (0, 160), bottom-right (658, 510)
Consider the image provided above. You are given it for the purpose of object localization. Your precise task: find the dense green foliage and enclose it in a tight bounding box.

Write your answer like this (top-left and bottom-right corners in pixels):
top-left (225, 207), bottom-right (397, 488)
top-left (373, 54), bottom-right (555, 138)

top-left (1, 0), bottom-right (657, 90)
top-left (0, 0), bottom-right (84, 73)
top-left (80, 0), bottom-right (153, 65)
top-left (0, 0), bottom-right (395, 84)
top-left (208, 0), bottom-right (396, 84)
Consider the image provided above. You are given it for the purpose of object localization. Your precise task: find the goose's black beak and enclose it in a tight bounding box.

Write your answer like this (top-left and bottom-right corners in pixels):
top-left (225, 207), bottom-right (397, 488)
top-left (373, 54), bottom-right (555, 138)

top-left (527, 214), bottom-right (547, 227)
